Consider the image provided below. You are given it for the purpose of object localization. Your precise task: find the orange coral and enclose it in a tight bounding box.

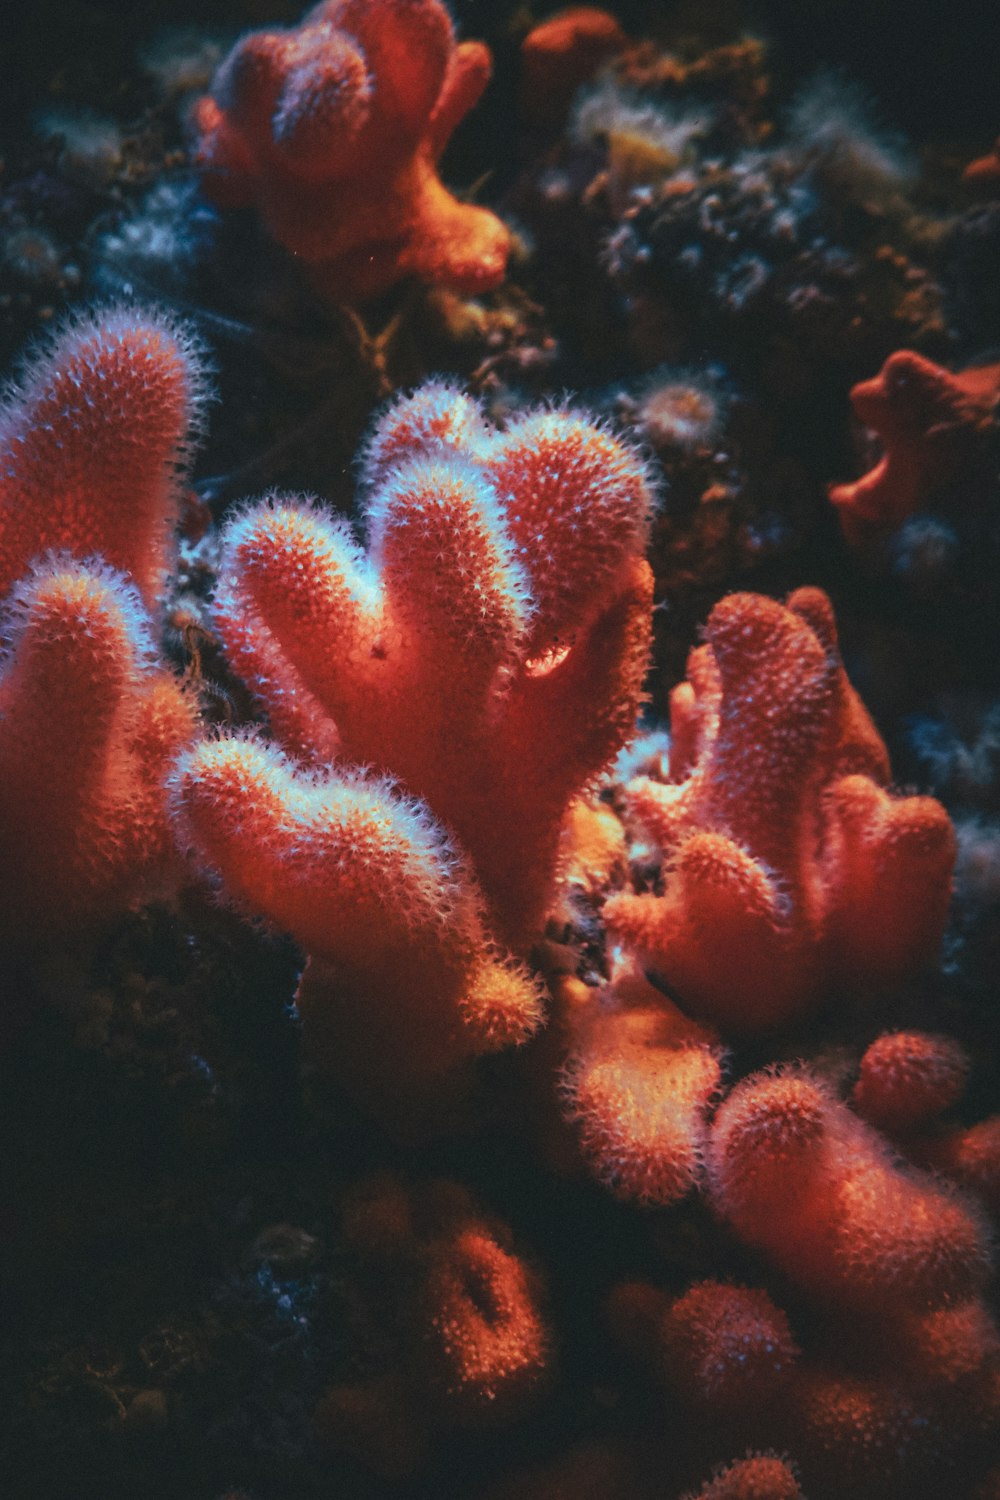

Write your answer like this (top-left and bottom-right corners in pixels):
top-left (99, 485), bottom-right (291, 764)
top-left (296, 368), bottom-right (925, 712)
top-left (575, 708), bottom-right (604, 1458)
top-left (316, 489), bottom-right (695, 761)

top-left (0, 307), bottom-right (203, 948)
top-left (963, 136), bottom-right (1000, 190)
top-left (604, 587), bottom-right (955, 1030)
top-left (0, 305), bottom-right (205, 608)
top-left (0, 560), bottom-right (196, 946)
top-left (520, 7), bottom-right (629, 129)
top-left (175, 383), bottom-right (652, 1122)
top-left (316, 1177), bottom-right (549, 1476)
top-left (560, 957), bottom-right (722, 1204)
top-left (707, 1068), bottom-right (991, 1311)
top-left (829, 351), bottom-right (1000, 545)
top-left (684, 1456), bottom-right (802, 1500)
top-left (852, 1030), bottom-right (969, 1132)
top-left (191, 0), bottom-right (512, 301)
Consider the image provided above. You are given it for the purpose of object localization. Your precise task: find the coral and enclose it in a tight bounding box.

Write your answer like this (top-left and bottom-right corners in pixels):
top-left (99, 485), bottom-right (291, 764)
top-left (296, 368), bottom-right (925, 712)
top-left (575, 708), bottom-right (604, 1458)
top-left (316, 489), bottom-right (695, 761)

top-left (852, 1030), bottom-right (969, 1132)
top-left (610, 1278), bottom-right (799, 1413)
top-left (520, 8), bottom-right (629, 130)
top-left (963, 136), bottom-right (1000, 190)
top-left (0, 306), bottom-right (204, 948)
top-left (560, 958), bottom-right (722, 1204)
top-left (0, 305), bottom-right (205, 609)
top-left (683, 1456), bottom-right (802, 1500)
top-left (175, 382), bottom-right (653, 1120)
top-left (829, 351), bottom-right (1000, 546)
top-left (191, 0), bottom-right (512, 301)
top-left (605, 587), bottom-right (955, 1030)
top-left (707, 1068), bottom-right (991, 1310)
top-left (0, 559), bottom-right (197, 945)
top-left (315, 1177), bottom-right (549, 1476)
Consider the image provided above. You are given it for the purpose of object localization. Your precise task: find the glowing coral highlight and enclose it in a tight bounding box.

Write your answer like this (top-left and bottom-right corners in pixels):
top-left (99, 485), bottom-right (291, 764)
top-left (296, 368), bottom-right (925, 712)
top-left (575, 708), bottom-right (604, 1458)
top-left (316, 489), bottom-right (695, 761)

top-left (605, 587), bottom-right (955, 1030)
top-left (0, 559), bottom-right (196, 944)
top-left (0, 305), bottom-right (205, 608)
top-left (192, 0), bottom-right (512, 300)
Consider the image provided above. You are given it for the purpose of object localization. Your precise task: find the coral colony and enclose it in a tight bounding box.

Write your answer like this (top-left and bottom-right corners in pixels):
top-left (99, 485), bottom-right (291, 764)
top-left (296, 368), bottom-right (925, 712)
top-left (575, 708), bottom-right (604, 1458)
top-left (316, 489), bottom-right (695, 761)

top-left (2, 2), bottom-right (1000, 1499)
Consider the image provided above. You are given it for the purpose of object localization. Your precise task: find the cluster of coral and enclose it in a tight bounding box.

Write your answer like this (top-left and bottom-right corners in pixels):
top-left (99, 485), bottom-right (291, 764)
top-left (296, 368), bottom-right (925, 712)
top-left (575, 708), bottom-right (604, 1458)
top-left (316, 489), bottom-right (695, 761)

top-left (2, 3), bottom-right (999, 1499)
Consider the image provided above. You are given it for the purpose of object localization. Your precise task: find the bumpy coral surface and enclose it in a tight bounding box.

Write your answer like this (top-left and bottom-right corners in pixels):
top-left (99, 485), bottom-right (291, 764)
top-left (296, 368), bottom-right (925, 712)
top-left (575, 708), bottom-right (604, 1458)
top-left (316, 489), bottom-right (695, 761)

top-left (830, 350), bottom-right (1000, 544)
top-left (0, 559), bottom-right (196, 945)
top-left (606, 587), bottom-right (955, 1029)
top-left (191, 0), bottom-right (512, 301)
top-left (0, 305), bottom-right (205, 607)
top-left (176, 382), bottom-right (653, 1119)
top-left (315, 1177), bottom-right (549, 1476)
top-left (0, 307), bottom-right (203, 947)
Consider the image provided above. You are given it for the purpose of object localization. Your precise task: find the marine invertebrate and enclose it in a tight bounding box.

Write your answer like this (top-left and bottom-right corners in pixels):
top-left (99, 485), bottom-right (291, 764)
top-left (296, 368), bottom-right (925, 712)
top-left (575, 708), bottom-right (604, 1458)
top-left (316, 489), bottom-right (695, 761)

top-left (963, 136), bottom-right (1000, 191)
top-left (851, 1030), bottom-right (969, 1133)
top-left (0, 304), bottom-right (206, 608)
top-left (191, 0), bottom-right (512, 301)
top-left (175, 383), bottom-right (653, 1120)
top-left (0, 306), bottom-right (204, 949)
top-left (707, 1067), bottom-right (990, 1310)
top-left (520, 7), bottom-right (629, 130)
top-left (0, 559), bottom-right (197, 946)
top-left (829, 350), bottom-right (1000, 546)
top-left (605, 587), bottom-right (955, 1030)
top-left (315, 1177), bottom-right (549, 1476)
top-left (560, 958), bottom-right (722, 1204)
top-left (684, 1456), bottom-right (802, 1500)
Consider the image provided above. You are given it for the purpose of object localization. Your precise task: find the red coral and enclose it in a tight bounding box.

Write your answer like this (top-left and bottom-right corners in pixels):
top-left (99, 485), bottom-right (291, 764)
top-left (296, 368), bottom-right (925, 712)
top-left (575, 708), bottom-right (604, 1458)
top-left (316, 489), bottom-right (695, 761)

top-left (707, 1068), bottom-right (990, 1311)
top-left (963, 136), bottom-right (1000, 190)
top-left (520, 7), bottom-right (629, 130)
top-left (829, 351), bottom-right (1000, 545)
top-left (175, 383), bottom-right (652, 1122)
top-left (0, 306), bottom-right (205, 608)
top-left (315, 1177), bottom-right (549, 1476)
top-left (684, 1456), bottom-right (802, 1500)
top-left (852, 1030), bottom-right (969, 1132)
top-left (192, 0), bottom-right (512, 301)
top-left (604, 587), bottom-right (954, 1030)
top-left (0, 307), bottom-right (203, 948)
top-left (560, 957), bottom-right (721, 1204)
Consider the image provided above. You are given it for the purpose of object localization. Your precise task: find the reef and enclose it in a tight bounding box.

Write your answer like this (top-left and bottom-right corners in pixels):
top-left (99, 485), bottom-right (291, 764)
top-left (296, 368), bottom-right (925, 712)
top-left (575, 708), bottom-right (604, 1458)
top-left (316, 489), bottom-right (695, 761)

top-left (1, 3), bottom-right (999, 1500)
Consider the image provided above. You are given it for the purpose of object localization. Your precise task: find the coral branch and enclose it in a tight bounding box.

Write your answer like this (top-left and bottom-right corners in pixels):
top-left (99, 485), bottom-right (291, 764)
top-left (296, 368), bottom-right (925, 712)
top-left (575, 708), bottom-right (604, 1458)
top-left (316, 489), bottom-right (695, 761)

top-left (192, 0), bottom-right (512, 300)
top-left (605, 587), bottom-right (954, 1029)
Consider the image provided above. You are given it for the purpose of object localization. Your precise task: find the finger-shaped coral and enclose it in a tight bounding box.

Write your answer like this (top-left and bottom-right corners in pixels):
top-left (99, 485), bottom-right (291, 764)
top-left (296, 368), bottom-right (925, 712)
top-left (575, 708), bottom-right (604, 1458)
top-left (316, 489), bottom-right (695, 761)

top-left (0, 305), bottom-right (206, 609)
top-left (707, 1068), bottom-right (991, 1311)
top-left (191, 0), bottom-right (512, 300)
top-left (852, 1031), bottom-right (969, 1133)
top-left (605, 587), bottom-right (954, 1030)
top-left (829, 350), bottom-right (1000, 545)
top-left (201, 384), bottom-right (654, 950)
top-left (683, 1456), bottom-right (803, 1500)
top-left (173, 735), bottom-right (543, 1121)
top-left (560, 958), bottom-right (722, 1205)
top-left (0, 558), bottom-right (197, 945)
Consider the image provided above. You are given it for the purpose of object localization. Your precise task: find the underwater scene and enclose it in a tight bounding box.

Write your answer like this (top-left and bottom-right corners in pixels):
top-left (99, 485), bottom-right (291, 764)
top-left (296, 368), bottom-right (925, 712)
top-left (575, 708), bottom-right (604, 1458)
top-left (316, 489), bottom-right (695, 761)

top-left (2, 1), bottom-right (999, 1496)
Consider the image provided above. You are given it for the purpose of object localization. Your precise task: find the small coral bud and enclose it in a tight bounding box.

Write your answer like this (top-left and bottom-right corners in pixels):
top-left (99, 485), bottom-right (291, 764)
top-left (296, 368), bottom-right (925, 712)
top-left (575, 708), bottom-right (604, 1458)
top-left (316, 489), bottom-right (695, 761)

top-left (421, 1225), bottom-right (549, 1413)
top-left (0, 305), bottom-right (206, 608)
top-left (684, 1455), bottom-right (803, 1500)
top-left (852, 1031), bottom-right (969, 1132)
top-left (562, 964), bottom-right (721, 1205)
top-left (917, 1116), bottom-right (1000, 1217)
top-left (661, 1281), bottom-right (799, 1412)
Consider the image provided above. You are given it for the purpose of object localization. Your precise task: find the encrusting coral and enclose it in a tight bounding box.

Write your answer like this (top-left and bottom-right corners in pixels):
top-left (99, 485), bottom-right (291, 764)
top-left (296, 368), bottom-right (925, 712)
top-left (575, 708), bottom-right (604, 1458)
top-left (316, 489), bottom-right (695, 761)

top-left (605, 586), bottom-right (956, 1030)
top-left (0, 308), bottom-right (203, 948)
top-left (175, 381), bottom-right (654, 1123)
top-left (191, 0), bottom-right (513, 301)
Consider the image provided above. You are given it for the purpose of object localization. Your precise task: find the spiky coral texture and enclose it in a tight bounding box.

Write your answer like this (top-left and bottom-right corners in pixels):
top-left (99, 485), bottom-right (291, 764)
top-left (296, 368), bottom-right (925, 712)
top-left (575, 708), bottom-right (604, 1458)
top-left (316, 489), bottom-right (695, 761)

top-left (0, 305), bottom-right (205, 608)
top-left (0, 559), bottom-right (196, 944)
top-left (605, 587), bottom-right (955, 1029)
top-left (191, 0), bottom-right (512, 300)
